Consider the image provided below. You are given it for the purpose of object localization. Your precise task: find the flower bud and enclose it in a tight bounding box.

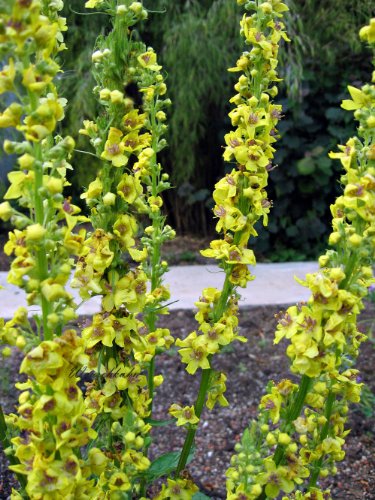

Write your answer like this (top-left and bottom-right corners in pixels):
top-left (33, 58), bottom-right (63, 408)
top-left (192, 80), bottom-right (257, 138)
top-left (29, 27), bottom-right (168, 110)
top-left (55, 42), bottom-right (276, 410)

top-left (319, 254), bottom-right (330, 267)
top-left (92, 50), bottom-right (103, 63)
top-left (62, 308), bottom-right (76, 322)
top-left (349, 233), bottom-right (362, 246)
top-left (47, 313), bottom-right (59, 326)
top-left (16, 336), bottom-right (26, 349)
top-left (103, 192), bottom-right (116, 206)
top-left (125, 431), bottom-right (136, 443)
top-left (110, 90), bottom-right (124, 103)
top-left (328, 231), bottom-right (341, 245)
top-left (153, 374), bottom-right (163, 387)
top-left (0, 201), bottom-right (13, 221)
top-left (156, 111), bottom-right (166, 121)
top-left (46, 177), bottom-right (63, 194)
top-left (135, 436), bottom-right (144, 448)
top-left (26, 224), bottom-right (46, 241)
top-left (278, 433), bottom-right (291, 445)
top-left (2, 347), bottom-right (11, 357)
top-left (116, 5), bottom-right (127, 14)
top-left (266, 432), bottom-right (277, 446)
top-left (129, 2), bottom-right (143, 14)
top-left (260, 2), bottom-right (272, 13)
top-left (99, 88), bottom-right (111, 100)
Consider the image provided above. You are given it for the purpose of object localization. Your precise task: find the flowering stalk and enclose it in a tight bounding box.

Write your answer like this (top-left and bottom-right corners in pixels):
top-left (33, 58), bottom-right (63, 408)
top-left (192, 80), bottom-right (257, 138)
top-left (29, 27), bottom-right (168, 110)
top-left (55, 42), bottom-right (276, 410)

top-left (158, 0), bottom-right (289, 492)
top-left (226, 19), bottom-right (375, 500)
top-left (71, 0), bottom-right (174, 495)
top-left (0, 1), bottom-right (97, 497)
top-left (0, 0), bottom-right (84, 346)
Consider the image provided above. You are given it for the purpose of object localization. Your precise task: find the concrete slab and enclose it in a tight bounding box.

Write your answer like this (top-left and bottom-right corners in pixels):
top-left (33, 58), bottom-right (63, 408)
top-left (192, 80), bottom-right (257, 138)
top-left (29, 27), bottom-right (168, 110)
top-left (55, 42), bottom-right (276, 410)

top-left (0, 262), bottom-right (319, 319)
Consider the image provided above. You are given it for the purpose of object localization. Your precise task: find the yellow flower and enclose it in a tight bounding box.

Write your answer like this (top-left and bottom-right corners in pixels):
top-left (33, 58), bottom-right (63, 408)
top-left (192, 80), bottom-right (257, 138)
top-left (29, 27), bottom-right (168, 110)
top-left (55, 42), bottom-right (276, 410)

top-left (122, 109), bottom-right (147, 131)
top-left (0, 58), bottom-right (15, 94)
top-left (81, 178), bottom-right (103, 201)
top-left (101, 127), bottom-right (128, 167)
top-left (22, 64), bottom-right (54, 92)
top-left (108, 472), bottom-right (131, 491)
top-left (155, 478), bottom-right (199, 500)
top-left (341, 85), bottom-right (371, 111)
top-left (0, 201), bottom-right (13, 221)
top-left (85, 0), bottom-right (104, 7)
top-left (169, 404), bottom-right (199, 426)
top-left (177, 332), bottom-right (210, 374)
top-left (113, 214), bottom-right (138, 248)
top-left (117, 173), bottom-right (143, 203)
top-left (0, 102), bottom-right (23, 128)
top-left (138, 50), bottom-right (162, 71)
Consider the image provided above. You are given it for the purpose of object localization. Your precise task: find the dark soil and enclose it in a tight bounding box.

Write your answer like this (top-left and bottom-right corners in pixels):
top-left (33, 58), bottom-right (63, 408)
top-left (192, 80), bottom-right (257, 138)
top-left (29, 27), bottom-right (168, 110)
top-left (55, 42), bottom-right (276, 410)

top-left (0, 303), bottom-right (374, 499)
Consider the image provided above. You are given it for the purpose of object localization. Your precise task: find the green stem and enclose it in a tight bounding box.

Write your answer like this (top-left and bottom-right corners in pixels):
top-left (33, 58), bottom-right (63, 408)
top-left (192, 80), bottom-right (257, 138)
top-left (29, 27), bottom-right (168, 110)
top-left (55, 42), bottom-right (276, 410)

top-left (28, 89), bottom-right (52, 340)
top-left (0, 405), bottom-right (27, 491)
top-left (274, 375), bottom-right (312, 466)
top-left (175, 367), bottom-right (212, 476)
top-left (33, 144), bottom-right (51, 340)
top-left (308, 391), bottom-right (335, 488)
top-left (257, 375), bottom-right (312, 500)
top-left (176, 269), bottom-right (236, 476)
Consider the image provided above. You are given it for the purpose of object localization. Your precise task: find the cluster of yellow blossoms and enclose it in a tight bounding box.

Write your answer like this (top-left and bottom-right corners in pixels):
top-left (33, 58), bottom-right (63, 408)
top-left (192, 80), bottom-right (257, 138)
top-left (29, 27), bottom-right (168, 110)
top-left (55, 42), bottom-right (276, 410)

top-left (0, 0), bottom-right (175, 497)
top-left (226, 18), bottom-right (375, 500)
top-left (166, 0), bottom-right (290, 490)
top-left (177, 0), bottom-right (289, 377)
top-left (0, 0), bottom-right (84, 345)
top-left (1, 0), bottom-right (373, 498)
top-left (69, 0), bottom-right (175, 497)
top-left (0, 1), bottom-right (94, 498)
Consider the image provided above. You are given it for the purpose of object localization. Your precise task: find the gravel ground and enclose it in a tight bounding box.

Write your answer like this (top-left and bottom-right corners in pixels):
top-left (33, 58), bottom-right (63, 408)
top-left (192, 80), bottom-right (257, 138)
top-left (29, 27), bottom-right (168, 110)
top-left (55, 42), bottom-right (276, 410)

top-left (0, 303), bottom-right (374, 498)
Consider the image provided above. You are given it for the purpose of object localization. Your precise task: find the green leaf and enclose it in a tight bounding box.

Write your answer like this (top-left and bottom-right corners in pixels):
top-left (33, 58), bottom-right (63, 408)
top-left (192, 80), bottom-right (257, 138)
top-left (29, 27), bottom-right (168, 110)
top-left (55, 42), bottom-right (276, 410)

top-left (145, 418), bottom-right (175, 427)
top-left (146, 447), bottom-right (195, 482)
top-left (193, 493), bottom-right (211, 500)
top-left (296, 157), bottom-right (315, 176)
top-left (325, 107), bottom-right (343, 121)
top-left (316, 157), bottom-right (332, 173)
